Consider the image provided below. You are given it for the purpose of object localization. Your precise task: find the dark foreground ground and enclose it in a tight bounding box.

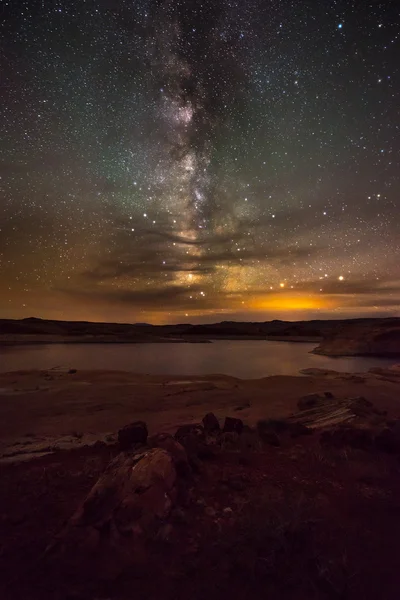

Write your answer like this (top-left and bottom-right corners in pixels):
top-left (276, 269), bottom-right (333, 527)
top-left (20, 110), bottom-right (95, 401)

top-left (2, 425), bottom-right (400, 600)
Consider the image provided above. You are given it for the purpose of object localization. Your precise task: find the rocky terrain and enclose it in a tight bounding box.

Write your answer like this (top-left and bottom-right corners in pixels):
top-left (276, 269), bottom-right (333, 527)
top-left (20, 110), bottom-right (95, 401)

top-left (313, 318), bottom-right (400, 357)
top-left (2, 389), bottom-right (400, 600)
top-left (2, 365), bottom-right (400, 463)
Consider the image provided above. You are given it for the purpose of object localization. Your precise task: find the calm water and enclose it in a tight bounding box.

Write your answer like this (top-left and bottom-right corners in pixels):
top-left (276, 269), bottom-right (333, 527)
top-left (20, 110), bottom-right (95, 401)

top-left (0, 341), bottom-right (397, 378)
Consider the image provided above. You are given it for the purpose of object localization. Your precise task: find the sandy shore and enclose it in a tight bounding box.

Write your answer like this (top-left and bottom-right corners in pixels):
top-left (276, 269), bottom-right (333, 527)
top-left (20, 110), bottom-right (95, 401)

top-left (1, 366), bottom-right (399, 462)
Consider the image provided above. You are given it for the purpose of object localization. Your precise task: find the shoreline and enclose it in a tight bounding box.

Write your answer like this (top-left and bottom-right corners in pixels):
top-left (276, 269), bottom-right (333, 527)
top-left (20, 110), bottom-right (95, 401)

top-left (2, 335), bottom-right (400, 360)
top-left (0, 334), bottom-right (321, 345)
top-left (1, 364), bottom-right (399, 464)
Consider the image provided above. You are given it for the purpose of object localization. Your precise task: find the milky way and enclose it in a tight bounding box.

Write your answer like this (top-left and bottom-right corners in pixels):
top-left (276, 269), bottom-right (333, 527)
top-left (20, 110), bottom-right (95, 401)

top-left (1, 0), bottom-right (399, 322)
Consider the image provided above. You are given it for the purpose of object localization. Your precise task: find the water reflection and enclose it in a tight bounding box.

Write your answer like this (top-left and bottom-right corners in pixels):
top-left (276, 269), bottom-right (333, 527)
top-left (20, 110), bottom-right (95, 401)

top-left (0, 341), bottom-right (396, 378)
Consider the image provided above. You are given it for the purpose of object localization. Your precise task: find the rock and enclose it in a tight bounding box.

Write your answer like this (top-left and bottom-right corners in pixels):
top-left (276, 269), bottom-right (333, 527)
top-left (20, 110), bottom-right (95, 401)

top-left (148, 433), bottom-right (190, 476)
top-left (197, 444), bottom-right (219, 461)
top-left (223, 507), bottom-right (233, 515)
top-left (68, 369), bottom-right (77, 374)
top-left (289, 423), bottom-right (313, 438)
top-left (324, 391), bottom-right (334, 399)
top-left (223, 417), bottom-right (244, 435)
top-left (51, 448), bottom-right (178, 555)
top-left (297, 394), bottom-right (328, 411)
top-left (313, 321), bottom-right (400, 357)
top-left (204, 506), bottom-right (217, 517)
top-left (175, 424), bottom-right (205, 443)
top-left (234, 402), bottom-right (250, 411)
top-left (118, 421), bottom-right (148, 449)
top-left (92, 440), bottom-right (107, 449)
top-left (349, 397), bottom-right (374, 417)
top-left (202, 412), bottom-right (220, 434)
top-left (375, 427), bottom-right (400, 454)
top-left (170, 507), bottom-right (188, 525)
top-left (156, 523), bottom-right (174, 541)
top-left (174, 423), bottom-right (216, 466)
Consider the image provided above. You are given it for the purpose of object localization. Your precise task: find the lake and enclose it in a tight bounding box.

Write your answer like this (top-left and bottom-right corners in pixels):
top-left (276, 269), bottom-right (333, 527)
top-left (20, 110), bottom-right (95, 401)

top-left (0, 341), bottom-right (397, 378)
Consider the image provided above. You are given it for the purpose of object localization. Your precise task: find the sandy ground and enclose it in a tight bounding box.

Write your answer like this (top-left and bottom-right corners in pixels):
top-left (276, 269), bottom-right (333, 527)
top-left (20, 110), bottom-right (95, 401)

top-left (1, 366), bottom-right (399, 462)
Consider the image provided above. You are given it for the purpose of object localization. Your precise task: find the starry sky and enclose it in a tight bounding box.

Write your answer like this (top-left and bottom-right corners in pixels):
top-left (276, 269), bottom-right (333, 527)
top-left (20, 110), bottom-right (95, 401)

top-left (1, 0), bottom-right (399, 324)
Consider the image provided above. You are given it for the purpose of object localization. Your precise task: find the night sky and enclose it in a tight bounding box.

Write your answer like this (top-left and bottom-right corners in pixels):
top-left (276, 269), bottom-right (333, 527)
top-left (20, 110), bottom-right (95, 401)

top-left (1, 0), bottom-right (399, 323)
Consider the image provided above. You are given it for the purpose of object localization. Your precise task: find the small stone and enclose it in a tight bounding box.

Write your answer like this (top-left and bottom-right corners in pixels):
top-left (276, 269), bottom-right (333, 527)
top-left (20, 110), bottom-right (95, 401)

top-left (202, 412), bottom-right (220, 434)
top-left (68, 369), bottom-right (77, 374)
top-left (324, 391), bottom-right (334, 399)
top-left (175, 424), bottom-right (205, 442)
top-left (170, 507), bottom-right (188, 524)
top-left (223, 507), bottom-right (233, 515)
top-left (156, 523), bottom-right (174, 541)
top-left (174, 424), bottom-right (212, 466)
top-left (223, 417), bottom-right (244, 435)
top-left (234, 402), bottom-right (250, 411)
top-left (118, 421), bottom-right (148, 450)
top-left (205, 506), bottom-right (217, 517)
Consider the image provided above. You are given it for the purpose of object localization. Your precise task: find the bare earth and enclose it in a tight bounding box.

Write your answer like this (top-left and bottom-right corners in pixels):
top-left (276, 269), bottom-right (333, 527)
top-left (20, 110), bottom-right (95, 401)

top-left (1, 366), bottom-right (400, 600)
top-left (1, 367), bottom-right (399, 462)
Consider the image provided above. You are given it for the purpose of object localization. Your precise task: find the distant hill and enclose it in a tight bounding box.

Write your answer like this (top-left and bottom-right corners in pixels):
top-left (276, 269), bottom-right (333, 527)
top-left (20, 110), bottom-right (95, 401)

top-left (0, 316), bottom-right (399, 355)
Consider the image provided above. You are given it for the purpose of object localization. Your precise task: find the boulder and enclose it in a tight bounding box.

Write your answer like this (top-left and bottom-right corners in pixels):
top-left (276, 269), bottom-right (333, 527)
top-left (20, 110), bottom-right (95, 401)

top-left (223, 417), bottom-right (244, 435)
top-left (297, 394), bottom-right (328, 411)
top-left (50, 448), bottom-right (178, 555)
top-left (174, 423), bottom-right (215, 465)
top-left (349, 397), bottom-right (374, 417)
top-left (202, 412), bottom-right (220, 434)
top-left (118, 421), bottom-right (148, 449)
top-left (148, 432), bottom-right (190, 476)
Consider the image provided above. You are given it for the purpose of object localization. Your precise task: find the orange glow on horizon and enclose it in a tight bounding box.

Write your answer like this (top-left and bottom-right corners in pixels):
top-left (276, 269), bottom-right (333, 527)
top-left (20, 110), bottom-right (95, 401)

top-left (249, 294), bottom-right (335, 312)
